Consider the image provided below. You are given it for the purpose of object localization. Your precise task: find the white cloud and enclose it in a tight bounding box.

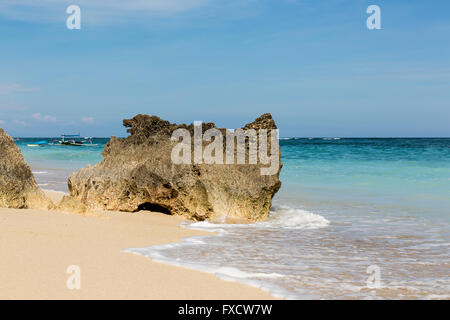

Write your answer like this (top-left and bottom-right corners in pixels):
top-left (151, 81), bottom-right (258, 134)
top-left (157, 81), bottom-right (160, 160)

top-left (0, 83), bottom-right (38, 95)
top-left (0, 0), bottom-right (211, 23)
top-left (13, 120), bottom-right (27, 126)
top-left (82, 116), bottom-right (94, 125)
top-left (32, 113), bottom-right (57, 122)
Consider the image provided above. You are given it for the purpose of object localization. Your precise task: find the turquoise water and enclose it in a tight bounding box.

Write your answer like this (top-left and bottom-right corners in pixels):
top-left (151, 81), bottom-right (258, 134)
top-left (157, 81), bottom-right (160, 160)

top-left (128, 138), bottom-right (450, 299)
top-left (17, 138), bottom-right (450, 299)
top-left (16, 138), bottom-right (108, 191)
top-left (280, 138), bottom-right (450, 223)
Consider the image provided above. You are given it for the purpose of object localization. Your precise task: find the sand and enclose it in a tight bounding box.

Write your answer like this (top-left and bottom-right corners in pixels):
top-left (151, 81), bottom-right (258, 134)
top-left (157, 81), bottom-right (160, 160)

top-left (0, 191), bottom-right (276, 300)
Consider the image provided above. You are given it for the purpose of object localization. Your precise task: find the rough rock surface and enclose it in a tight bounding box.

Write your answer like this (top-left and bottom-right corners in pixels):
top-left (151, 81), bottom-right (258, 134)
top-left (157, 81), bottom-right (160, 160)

top-left (0, 128), bottom-right (53, 209)
top-left (56, 195), bottom-right (87, 215)
top-left (68, 114), bottom-right (282, 221)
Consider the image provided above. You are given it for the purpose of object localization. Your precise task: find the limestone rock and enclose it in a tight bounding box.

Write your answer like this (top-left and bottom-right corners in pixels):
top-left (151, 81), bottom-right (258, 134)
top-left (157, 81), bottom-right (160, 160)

top-left (68, 114), bottom-right (282, 221)
top-left (56, 195), bottom-right (87, 214)
top-left (0, 128), bottom-right (53, 210)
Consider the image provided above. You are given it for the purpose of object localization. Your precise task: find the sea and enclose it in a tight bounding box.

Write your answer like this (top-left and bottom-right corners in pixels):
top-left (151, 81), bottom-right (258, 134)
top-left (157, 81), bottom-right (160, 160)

top-left (16, 137), bottom-right (450, 299)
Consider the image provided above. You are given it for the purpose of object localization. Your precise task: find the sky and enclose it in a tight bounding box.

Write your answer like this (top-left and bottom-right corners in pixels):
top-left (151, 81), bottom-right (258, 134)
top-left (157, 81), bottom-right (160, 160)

top-left (0, 0), bottom-right (449, 137)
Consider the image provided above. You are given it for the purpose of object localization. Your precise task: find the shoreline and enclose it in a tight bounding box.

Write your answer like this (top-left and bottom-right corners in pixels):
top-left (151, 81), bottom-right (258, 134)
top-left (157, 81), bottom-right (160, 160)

top-left (0, 191), bottom-right (277, 300)
top-left (125, 229), bottom-right (291, 300)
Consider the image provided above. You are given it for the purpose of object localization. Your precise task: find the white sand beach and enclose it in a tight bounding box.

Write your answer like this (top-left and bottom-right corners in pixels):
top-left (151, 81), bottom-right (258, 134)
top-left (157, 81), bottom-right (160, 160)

top-left (0, 191), bottom-right (276, 300)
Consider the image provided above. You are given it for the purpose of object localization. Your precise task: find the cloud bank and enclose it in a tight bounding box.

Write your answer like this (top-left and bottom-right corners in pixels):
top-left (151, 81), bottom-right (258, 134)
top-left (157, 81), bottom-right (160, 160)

top-left (33, 113), bottom-right (57, 122)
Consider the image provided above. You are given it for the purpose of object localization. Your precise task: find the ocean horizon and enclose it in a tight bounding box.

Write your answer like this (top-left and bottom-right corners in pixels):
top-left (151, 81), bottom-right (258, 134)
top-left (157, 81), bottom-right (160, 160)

top-left (16, 137), bottom-right (450, 299)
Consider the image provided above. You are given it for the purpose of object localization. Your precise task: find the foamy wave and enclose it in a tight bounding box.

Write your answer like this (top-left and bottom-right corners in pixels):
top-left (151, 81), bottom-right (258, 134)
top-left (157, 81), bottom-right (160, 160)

top-left (186, 205), bottom-right (330, 232)
top-left (124, 245), bottom-right (288, 298)
top-left (33, 171), bottom-right (48, 174)
top-left (262, 205), bottom-right (330, 229)
top-left (124, 205), bottom-right (330, 300)
top-left (215, 267), bottom-right (284, 279)
top-left (125, 246), bottom-right (284, 280)
top-left (184, 220), bottom-right (228, 234)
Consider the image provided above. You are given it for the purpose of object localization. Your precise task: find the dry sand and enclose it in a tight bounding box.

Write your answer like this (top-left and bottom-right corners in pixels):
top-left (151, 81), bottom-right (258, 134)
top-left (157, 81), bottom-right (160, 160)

top-left (0, 191), bottom-right (275, 300)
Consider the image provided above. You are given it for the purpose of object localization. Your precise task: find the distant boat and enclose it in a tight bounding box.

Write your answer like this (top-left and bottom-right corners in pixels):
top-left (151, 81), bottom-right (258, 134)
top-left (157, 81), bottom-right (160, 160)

top-left (27, 140), bottom-right (47, 147)
top-left (51, 134), bottom-right (97, 147)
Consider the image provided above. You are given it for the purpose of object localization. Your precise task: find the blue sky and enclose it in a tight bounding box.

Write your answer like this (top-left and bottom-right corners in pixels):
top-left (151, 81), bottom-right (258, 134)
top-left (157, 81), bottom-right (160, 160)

top-left (0, 0), bottom-right (449, 137)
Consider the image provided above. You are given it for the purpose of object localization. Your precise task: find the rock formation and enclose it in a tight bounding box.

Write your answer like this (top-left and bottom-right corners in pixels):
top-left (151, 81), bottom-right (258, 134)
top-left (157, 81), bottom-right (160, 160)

top-left (68, 114), bottom-right (282, 221)
top-left (56, 195), bottom-right (87, 215)
top-left (0, 128), bottom-right (53, 210)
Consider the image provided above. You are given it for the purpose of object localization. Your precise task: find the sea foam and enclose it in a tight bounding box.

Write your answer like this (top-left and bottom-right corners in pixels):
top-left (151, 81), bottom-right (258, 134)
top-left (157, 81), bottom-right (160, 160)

top-left (124, 205), bottom-right (330, 300)
top-left (185, 205), bottom-right (330, 232)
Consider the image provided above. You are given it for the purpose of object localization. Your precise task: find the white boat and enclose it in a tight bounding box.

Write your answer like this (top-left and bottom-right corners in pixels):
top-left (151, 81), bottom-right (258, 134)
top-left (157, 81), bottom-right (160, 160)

top-left (51, 134), bottom-right (98, 146)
